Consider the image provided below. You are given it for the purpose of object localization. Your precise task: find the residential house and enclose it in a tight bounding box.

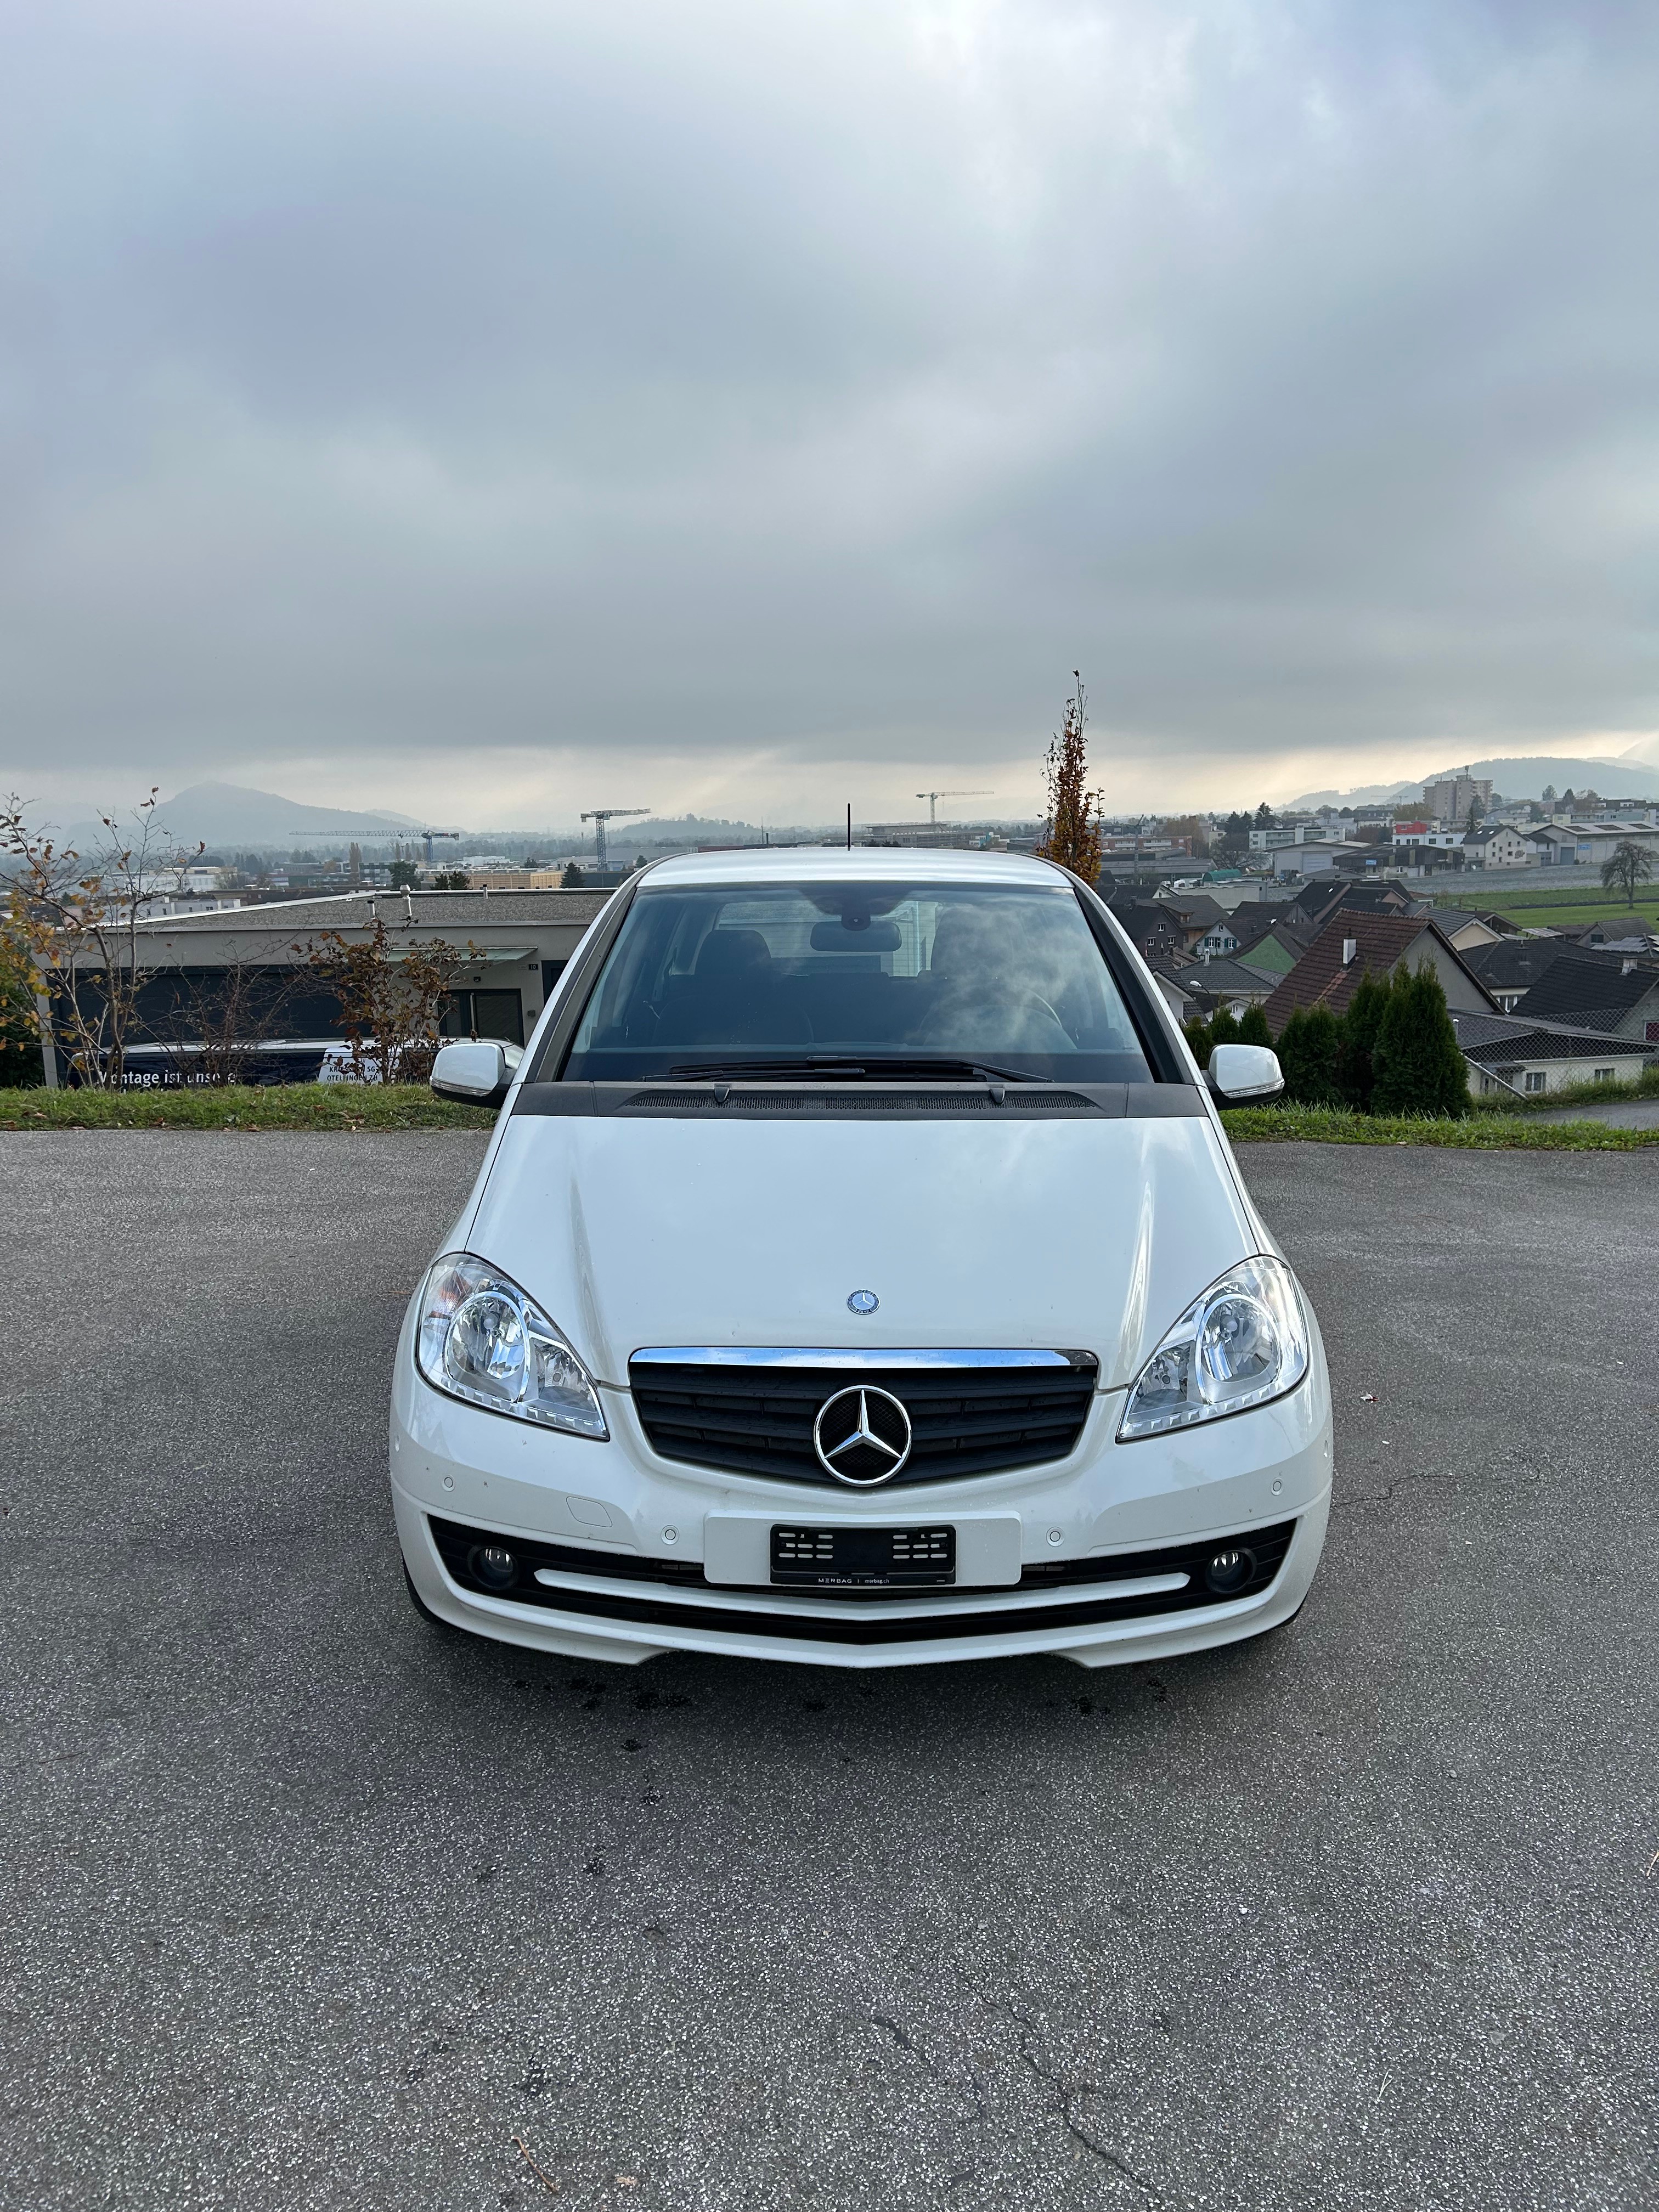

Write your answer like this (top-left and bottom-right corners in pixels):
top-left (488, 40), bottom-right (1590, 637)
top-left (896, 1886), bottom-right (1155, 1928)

top-left (1283, 879), bottom-right (1424, 935)
top-left (1436, 911), bottom-right (1510, 951)
top-left (1180, 958), bottom-right (1275, 1017)
top-left (1517, 950), bottom-right (1659, 1043)
top-left (1146, 962), bottom-right (1202, 1026)
top-left (1458, 936), bottom-right (1582, 1012)
top-left (1262, 911), bottom-right (1500, 1033)
top-left (1154, 894), bottom-right (1241, 959)
top-left (1559, 920), bottom-right (1659, 955)
top-left (1231, 916), bottom-right (1313, 983)
top-left (1105, 894), bottom-right (1189, 966)
top-left (1460, 825), bottom-right (1533, 869)
top-left (1193, 879), bottom-right (1298, 913)
top-left (1451, 1011), bottom-right (1650, 1098)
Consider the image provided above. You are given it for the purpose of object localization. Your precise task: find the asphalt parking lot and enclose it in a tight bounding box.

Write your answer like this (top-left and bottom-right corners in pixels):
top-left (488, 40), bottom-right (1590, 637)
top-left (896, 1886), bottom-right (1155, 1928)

top-left (2, 1132), bottom-right (1655, 2212)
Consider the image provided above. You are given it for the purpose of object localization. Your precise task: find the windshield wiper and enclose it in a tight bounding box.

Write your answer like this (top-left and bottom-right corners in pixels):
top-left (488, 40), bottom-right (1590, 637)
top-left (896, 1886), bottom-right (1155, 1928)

top-left (667, 1058), bottom-right (864, 1079)
top-left (665, 1055), bottom-right (1053, 1086)
top-left (854, 1057), bottom-right (1055, 1086)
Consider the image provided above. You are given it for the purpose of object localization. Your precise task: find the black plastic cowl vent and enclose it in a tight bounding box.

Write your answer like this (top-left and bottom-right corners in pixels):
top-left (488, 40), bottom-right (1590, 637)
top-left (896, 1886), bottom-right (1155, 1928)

top-left (617, 1087), bottom-right (1102, 1115)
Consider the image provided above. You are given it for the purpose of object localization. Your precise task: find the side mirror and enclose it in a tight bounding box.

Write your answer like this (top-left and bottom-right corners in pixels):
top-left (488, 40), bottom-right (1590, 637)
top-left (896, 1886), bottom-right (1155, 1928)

top-left (431, 1039), bottom-right (521, 1109)
top-left (1206, 1041), bottom-right (1284, 1107)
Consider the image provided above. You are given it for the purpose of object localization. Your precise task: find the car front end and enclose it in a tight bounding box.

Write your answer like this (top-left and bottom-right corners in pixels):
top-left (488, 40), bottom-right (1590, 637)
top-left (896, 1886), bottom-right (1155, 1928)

top-left (390, 849), bottom-right (1332, 1671)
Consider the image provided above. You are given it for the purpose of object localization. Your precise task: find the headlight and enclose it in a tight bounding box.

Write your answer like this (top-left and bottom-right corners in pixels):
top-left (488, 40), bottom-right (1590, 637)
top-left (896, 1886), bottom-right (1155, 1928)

top-left (1117, 1255), bottom-right (1308, 1440)
top-left (415, 1253), bottom-right (608, 1438)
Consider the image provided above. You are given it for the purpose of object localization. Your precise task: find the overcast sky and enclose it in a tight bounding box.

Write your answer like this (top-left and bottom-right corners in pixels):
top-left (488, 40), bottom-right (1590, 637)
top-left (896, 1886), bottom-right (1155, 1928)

top-left (2, 0), bottom-right (1656, 827)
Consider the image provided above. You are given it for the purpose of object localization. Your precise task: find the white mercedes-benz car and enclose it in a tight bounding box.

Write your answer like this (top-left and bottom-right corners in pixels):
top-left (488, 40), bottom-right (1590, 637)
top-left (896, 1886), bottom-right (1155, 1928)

top-left (391, 848), bottom-right (1331, 1670)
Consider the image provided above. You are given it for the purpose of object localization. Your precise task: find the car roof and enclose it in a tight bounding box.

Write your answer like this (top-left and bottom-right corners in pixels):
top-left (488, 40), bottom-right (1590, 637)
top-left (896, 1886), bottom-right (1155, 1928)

top-left (640, 848), bottom-right (1069, 889)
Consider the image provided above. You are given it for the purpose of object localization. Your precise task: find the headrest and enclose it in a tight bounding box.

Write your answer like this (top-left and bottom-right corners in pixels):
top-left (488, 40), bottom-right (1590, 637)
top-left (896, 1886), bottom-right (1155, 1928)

top-left (695, 928), bottom-right (773, 977)
top-left (927, 907), bottom-right (995, 977)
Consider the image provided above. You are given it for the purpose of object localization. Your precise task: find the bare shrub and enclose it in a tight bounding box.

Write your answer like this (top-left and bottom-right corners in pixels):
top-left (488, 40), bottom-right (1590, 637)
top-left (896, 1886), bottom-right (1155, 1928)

top-left (1, 789), bottom-right (201, 1087)
top-left (144, 958), bottom-right (307, 1087)
top-left (307, 916), bottom-right (472, 1083)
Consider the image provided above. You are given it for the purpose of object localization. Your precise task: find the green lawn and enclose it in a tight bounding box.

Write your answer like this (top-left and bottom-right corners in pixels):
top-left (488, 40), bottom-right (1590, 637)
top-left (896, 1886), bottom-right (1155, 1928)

top-left (1221, 1103), bottom-right (1659, 1149)
top-left (1432, 887), bottom-right (1659, 930)
top-left (0, 1084), bottom-right (494, 1130)
top-left (1, 1082), bottom-right (1652, 1149)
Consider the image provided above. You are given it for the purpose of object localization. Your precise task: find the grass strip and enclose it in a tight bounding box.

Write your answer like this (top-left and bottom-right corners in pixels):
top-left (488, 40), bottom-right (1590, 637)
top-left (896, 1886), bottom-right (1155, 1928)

top-left (1, 1085), bottom-right (1652, 1148)
top-left (1221, 1103), bottom-right (1659, 1149)
top-left (0, 1084), bottom-right (494, 1130)
top-left (1431, 891), bottom-right (1659, 924)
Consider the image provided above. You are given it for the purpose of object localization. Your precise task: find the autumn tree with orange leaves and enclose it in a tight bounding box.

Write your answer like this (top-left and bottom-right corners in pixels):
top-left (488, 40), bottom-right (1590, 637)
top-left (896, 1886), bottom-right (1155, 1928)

top-left (1035, 671), bottom-right (1103, 884)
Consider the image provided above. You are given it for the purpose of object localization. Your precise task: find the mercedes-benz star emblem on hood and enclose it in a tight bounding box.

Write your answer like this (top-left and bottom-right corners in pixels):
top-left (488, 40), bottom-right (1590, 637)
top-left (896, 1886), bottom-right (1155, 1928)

top-left (812, 1386), bottom-right (912, 1487)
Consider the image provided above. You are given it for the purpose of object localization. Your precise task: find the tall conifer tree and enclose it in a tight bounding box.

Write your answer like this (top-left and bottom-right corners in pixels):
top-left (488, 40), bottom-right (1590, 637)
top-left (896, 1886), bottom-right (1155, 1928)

top-left (1372, 963), bottom-right (1468, 1117)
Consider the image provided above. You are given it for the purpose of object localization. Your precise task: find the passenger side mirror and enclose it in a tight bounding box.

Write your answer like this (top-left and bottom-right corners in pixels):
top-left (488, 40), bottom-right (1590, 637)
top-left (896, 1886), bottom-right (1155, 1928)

top-left (431, 1039), bottom-right (521, 1109)
top-left (1205, 1041), bottom-right (1284, 1107)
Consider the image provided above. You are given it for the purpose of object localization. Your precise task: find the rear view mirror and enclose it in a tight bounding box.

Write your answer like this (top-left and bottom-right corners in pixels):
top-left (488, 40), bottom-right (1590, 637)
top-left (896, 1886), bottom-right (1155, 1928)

top-left (1205, 1042), bottom-right (1284, 1107)
top-left (810, 918), bottom-right (903, 952)
top-left (431, 1039), bottom-right (521, 1109)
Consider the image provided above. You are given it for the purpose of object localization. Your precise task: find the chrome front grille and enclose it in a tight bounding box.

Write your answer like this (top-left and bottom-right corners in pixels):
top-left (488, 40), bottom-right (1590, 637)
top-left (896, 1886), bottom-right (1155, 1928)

top-left (627, 1348), bottom-right (1099, 1487)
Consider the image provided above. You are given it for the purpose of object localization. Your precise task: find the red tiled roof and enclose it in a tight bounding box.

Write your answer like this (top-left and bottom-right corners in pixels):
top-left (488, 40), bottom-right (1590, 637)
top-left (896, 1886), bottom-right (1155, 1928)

top-left (1262, 912), bottom-right (1495, 1031)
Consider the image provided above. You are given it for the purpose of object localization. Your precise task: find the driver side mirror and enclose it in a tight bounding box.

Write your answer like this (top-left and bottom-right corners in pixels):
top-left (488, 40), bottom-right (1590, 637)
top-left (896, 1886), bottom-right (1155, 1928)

top-left (431, 1039), bottom-right (522, 1109)
top-left (1205, 1041), bottom-right (1284, 1107)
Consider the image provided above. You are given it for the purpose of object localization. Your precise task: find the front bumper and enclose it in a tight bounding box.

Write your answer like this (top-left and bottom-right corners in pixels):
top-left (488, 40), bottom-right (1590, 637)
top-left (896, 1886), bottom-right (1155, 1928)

top-left (391, 1314), bottom-right (1333, 1671)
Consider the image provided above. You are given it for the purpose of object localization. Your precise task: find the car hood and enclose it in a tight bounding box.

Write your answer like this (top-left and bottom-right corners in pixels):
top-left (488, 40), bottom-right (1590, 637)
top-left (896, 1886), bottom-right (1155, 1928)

top-left (464, 1110), bottom-right (1264, 1392)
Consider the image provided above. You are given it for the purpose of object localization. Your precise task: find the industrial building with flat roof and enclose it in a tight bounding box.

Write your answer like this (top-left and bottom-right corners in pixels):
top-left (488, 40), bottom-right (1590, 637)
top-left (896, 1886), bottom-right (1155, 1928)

top-left (125, 887), bottom-right (613, 1049)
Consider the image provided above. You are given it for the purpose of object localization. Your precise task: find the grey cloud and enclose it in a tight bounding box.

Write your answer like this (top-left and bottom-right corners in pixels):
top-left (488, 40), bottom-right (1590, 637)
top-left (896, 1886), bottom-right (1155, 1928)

top-left (1, 0), bottom-right (1656, 815)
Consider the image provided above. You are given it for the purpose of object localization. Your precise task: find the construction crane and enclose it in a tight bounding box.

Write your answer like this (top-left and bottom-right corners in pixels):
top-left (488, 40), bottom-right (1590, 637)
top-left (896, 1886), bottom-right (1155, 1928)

top-left (580, 807), bottom-right (651, 869)
top-left (418, 829), bottom-right (462, 865)
top-left (915, 789), bottom-right (992, 825)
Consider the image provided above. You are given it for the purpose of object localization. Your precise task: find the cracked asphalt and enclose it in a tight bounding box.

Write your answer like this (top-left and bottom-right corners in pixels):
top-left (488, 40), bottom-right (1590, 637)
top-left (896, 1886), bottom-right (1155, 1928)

top-left (1, 1132), bottom-right (1655, 2211)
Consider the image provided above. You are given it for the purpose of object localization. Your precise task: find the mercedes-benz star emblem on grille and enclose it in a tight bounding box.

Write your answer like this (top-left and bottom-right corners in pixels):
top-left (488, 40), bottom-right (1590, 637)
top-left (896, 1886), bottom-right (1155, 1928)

top-left (847, 1289), bottom-right (878, 1315)
top-left (812, 1385), bottom-right (912, 1487)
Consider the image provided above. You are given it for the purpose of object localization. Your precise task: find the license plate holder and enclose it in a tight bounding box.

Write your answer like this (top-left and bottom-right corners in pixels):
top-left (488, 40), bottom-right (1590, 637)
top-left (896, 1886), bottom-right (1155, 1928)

top-left (770, 1524), bottom-right (956, 1588)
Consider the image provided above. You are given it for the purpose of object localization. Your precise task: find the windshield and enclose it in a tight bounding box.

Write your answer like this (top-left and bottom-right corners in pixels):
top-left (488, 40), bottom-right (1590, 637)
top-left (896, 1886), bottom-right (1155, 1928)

top-left (558, 880), bottom-right (1155, 1082)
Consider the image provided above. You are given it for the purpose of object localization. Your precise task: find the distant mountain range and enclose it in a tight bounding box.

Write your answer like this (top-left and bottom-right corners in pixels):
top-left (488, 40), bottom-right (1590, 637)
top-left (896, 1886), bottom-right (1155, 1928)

top-left (58, 781), bottom-right (424, 850)
top-left (40, 753), bottom-right (1659, 853)
top-left (1289, 752), bottom-right (1657, 809)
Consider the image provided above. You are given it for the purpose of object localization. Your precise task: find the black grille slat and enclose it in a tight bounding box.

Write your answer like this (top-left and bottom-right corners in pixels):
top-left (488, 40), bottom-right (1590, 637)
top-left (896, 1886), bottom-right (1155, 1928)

top-left (629, 1357), bottom-right (1098, 1486)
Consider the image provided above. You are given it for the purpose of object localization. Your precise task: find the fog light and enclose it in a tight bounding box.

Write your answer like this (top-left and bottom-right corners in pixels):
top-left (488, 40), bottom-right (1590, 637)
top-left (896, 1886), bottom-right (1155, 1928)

top-left (470, 1543), bottom-right (518, 1592)
top-left (1204, 1545), bottom-right (1256, 1596)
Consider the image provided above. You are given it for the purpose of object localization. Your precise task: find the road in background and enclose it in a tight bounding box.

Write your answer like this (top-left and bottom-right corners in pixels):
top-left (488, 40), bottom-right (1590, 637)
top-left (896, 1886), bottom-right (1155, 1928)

top-left (1531, 1097), bottom-right (1659, 1127)
top-left (1, 1133), bottom-right (1654, 2210)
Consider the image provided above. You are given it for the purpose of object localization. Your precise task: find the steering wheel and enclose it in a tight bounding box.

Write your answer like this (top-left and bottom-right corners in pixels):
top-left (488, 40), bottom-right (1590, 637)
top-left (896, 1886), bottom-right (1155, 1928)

top-left (916, 988), bottom-right (1075, 1052)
